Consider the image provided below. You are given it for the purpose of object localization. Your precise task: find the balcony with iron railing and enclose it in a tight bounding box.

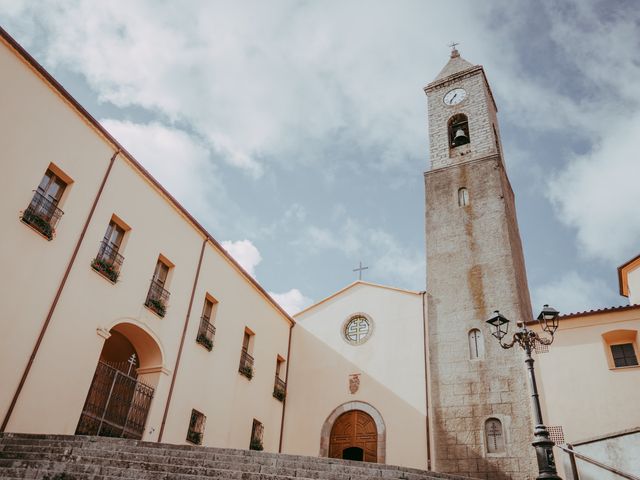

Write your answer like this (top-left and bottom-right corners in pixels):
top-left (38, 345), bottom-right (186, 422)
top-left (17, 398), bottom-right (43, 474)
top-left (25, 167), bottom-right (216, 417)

top-left (273, 376), bottom-right (286, 401)
top-left (21, 190), bottom-right (64, 240)
top-left (239, 348), bottom-right (254, 379)
top-left (91, 240), bottom-right (124, 283)
top-left (196, 316), bottom-right (216, 351)
top-left (144, 279), bottom-right (170, 317)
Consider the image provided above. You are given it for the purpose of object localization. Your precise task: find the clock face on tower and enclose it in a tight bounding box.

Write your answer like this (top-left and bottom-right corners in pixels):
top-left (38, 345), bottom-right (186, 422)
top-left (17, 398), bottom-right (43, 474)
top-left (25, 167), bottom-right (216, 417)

top-left (443, 88), bottom-right (467, 106)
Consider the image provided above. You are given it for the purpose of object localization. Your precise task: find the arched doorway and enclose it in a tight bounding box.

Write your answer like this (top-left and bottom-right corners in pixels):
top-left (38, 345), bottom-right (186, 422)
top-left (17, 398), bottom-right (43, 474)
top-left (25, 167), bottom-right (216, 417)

top-left (76, 322), bottom-right (163, 439)
top-left (320, 401), bottom-right (386, 463)
top-left (329, 410), bottom-right (377, 462)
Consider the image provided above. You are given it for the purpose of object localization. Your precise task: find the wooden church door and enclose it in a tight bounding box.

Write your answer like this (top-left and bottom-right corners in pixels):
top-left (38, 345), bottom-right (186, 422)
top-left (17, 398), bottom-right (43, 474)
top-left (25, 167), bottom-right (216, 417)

top-left (329, 410), bottom-right (377, 462)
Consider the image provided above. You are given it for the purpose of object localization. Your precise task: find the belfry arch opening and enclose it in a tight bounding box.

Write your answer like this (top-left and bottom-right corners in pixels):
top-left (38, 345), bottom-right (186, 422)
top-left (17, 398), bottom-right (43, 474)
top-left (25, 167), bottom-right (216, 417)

top-left (76, 322), bottom-right (163, 439)
top-left (448, 113), bottom-right (470, 147)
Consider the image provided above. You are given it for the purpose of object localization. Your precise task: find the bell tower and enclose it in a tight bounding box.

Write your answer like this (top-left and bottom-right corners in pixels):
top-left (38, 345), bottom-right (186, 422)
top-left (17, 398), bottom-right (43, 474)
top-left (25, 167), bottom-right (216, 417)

top-left (424, 47), bottom-right (536, 479)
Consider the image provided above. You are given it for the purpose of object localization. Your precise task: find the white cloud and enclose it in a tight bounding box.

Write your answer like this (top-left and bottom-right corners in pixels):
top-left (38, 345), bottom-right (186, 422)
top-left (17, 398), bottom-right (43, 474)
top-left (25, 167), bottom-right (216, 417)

top-left (532, 271), bottom-right (617, 315)
top-left (547, 115), bottom-right (640, 263)
top-left (99, 119), bottom-right (225, 230)
top-left (0, 0), bottom-right (515, 179)
top-left (293, 210), bottom-right (424, 290)
top-left (221, 239), bottom-right (262, 277)
top-left (268, 289), bottom-right (313, 315)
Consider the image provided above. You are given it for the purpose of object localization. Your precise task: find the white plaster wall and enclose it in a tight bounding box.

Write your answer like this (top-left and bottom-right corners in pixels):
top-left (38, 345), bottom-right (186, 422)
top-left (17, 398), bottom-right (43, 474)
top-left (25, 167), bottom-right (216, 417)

top-left (628, 266), bottom-right (640, 305)
top-left (559, 431), bottom-right (640, 479)
top-left (283, 282), bottom-right (429, 469)
top-left (0, 34), bottom-right (291, 452)
top-left (295, 283), bottom-right (427, 414)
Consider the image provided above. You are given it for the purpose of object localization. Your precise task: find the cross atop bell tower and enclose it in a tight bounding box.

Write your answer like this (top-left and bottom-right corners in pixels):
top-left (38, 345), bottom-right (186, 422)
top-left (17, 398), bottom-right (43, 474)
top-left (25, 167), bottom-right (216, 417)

top-left (424, 49), bottom-right (502, 171)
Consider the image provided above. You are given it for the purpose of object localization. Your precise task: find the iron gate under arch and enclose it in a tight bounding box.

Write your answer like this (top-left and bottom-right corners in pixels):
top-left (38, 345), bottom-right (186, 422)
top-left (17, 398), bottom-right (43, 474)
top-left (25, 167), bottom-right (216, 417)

top-left (76, 361), bottom-right (154, 439)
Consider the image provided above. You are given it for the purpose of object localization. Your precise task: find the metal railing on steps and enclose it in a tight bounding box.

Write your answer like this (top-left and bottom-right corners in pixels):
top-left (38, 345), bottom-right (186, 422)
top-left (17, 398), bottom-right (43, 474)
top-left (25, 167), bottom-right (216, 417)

top-left (557, 443), bottom-right (640, 480)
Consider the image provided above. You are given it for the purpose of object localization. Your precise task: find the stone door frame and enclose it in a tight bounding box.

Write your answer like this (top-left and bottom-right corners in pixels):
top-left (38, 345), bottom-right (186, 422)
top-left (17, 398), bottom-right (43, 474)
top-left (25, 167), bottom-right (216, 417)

top-left (320, 401), bottom-right (386, 463)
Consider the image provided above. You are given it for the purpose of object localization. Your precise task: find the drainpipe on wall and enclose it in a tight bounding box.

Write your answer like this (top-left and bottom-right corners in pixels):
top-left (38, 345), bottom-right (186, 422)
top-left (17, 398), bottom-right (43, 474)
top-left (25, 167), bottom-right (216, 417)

top-left (278, 323), bottom-right (294, 453)
top-left (1, 150), bottom-right (120, 432)
top-left (157, 237), bottom-right (207, 442)
top-left (421, 291), bottom-right (432, 470)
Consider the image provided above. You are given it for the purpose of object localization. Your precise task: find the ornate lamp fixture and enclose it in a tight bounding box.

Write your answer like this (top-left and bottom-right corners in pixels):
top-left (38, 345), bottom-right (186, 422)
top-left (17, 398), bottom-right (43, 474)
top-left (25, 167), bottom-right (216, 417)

top-left (486, 305), bottom-right (563, 480)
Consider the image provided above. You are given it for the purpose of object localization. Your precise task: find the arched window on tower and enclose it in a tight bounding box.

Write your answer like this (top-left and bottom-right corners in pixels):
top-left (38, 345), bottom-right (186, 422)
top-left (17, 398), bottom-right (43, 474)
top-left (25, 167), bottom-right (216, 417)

top-left (458, 187), bottom-right (469, 207)
top-left (485, 418), bottom-right (505, 454)
top-left (468, 328), bottom-right (484, 359)
top-left (448, 114), bottom-right (470, 148)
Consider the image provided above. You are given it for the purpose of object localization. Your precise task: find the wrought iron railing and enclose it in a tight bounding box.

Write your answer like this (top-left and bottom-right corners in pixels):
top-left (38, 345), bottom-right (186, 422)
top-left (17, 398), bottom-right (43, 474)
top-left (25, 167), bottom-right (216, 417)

top-left (91, 240), bottom-right (124, 282)
top-left (75, 361), bottom-right (154, 440)
top-left (145, 278), bottom-right (170, 317)
top-left (21, 190), bottom-right (64, 240)
top-left (273, 376), bottom-right (286, 401)
top-left (239, 348), bottom-right (254, 379)
top-left (196, 316), bottom-right (216, 351)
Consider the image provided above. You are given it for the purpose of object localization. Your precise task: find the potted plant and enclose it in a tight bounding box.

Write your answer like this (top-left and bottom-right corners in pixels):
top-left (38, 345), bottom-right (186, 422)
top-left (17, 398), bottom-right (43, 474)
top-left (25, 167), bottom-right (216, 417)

top-left (197, 332), bottom-right (214, 351)
top-left (146, 298), bottom-right (166, 317)
top-left (239, 364), bottom-right (253, 379)
top-left (249, 438), bottom-right (263, 451)
top-left (273, 387), bottom-right (286, 402)
top-left (91, 257), bottom-right (119, 282)
top-left (187, 430), bottom-right (202, 445)
top-left (22, 211), bottom-right (53, 239)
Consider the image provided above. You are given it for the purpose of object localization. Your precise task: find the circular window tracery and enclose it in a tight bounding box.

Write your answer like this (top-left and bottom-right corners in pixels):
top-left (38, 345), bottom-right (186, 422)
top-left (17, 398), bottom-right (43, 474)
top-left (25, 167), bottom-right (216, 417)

top-left (343, 314), bottom-right (372, 345)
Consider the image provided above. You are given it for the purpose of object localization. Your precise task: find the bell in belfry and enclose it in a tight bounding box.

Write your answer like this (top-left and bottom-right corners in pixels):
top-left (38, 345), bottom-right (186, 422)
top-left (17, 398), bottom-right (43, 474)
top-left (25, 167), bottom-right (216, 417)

top-left (453, 128), bottom-right (469, 146)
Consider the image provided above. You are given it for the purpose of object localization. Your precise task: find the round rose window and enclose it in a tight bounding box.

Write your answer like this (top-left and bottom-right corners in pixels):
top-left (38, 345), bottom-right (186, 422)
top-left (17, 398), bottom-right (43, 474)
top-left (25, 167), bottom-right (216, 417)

top-left (344, 315), bottom-right (372, 345)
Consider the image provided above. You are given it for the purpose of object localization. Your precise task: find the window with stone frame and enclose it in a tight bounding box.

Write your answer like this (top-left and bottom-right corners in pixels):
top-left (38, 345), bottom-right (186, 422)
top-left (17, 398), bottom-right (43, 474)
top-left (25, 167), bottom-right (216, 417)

top-left (485, 418), bottom-right (505, 454)
top-left (186, 409), bottom-right (206, 445)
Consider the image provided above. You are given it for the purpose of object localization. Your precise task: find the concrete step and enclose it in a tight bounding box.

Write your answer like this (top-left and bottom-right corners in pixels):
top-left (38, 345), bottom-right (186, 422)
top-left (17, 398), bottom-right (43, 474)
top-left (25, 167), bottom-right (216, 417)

top-left (0, 434), bottom-right (476, 480)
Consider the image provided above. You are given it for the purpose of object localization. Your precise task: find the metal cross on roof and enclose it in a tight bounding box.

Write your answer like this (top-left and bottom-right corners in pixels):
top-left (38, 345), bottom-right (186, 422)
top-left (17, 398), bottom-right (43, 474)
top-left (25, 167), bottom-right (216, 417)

top-left (448, 41), bottom-right (460, 50)
top-left (353, 261), bottom-right (369, 280)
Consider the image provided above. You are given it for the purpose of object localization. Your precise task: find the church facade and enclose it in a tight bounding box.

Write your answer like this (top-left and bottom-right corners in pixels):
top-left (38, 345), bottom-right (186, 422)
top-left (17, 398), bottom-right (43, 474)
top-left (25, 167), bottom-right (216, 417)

top-left (3, 25), bottom-right (640, 480)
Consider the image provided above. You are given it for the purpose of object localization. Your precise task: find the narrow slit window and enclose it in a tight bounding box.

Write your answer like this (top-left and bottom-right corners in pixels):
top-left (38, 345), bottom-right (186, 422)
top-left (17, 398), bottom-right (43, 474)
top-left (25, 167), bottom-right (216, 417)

top-left (458, 187), bottom-right (469, 207)
top-left (468, 328), bottom-right (484, 359)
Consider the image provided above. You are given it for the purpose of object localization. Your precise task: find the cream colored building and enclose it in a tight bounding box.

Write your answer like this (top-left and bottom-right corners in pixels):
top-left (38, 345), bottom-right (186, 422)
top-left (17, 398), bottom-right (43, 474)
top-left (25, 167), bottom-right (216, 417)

top-left (532, 255), bottom-right (640, 479)
top-left (0, 27), bottom-right (292, 452)
top-left (282, 281), bottom-right (429, 469)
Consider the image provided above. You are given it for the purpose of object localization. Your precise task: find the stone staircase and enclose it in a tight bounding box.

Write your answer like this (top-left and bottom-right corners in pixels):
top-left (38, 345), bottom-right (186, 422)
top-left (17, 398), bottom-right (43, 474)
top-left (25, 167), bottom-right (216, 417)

top-left (0, 433), bottom-right (476, 480)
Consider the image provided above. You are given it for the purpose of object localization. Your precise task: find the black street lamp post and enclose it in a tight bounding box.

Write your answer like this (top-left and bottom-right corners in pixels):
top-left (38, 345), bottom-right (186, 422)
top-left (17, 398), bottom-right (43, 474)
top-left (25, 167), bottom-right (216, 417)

top-left (486, 305), bottom-right (562, 480)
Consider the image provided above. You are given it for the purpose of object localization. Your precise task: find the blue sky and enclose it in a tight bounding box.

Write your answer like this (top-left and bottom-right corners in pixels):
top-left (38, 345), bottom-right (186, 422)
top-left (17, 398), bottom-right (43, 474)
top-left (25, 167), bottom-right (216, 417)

top-left (2, 0), bottom-right (639, 315)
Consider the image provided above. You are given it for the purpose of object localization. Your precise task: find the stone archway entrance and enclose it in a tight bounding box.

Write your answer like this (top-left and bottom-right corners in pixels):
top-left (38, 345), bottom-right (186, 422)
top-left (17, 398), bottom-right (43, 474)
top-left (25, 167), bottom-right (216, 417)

top-left (329, 410), bottom-right (378, 462)
top-left (320, 401), bottom-right (386, 463)
top-left (76, 323), bottom-right (162, 439)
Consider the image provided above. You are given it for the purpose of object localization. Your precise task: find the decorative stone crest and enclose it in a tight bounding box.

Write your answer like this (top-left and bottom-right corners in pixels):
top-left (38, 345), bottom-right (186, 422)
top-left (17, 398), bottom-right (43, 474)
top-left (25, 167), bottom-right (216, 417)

top-left (348, 374), bottom-right (360, 394)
